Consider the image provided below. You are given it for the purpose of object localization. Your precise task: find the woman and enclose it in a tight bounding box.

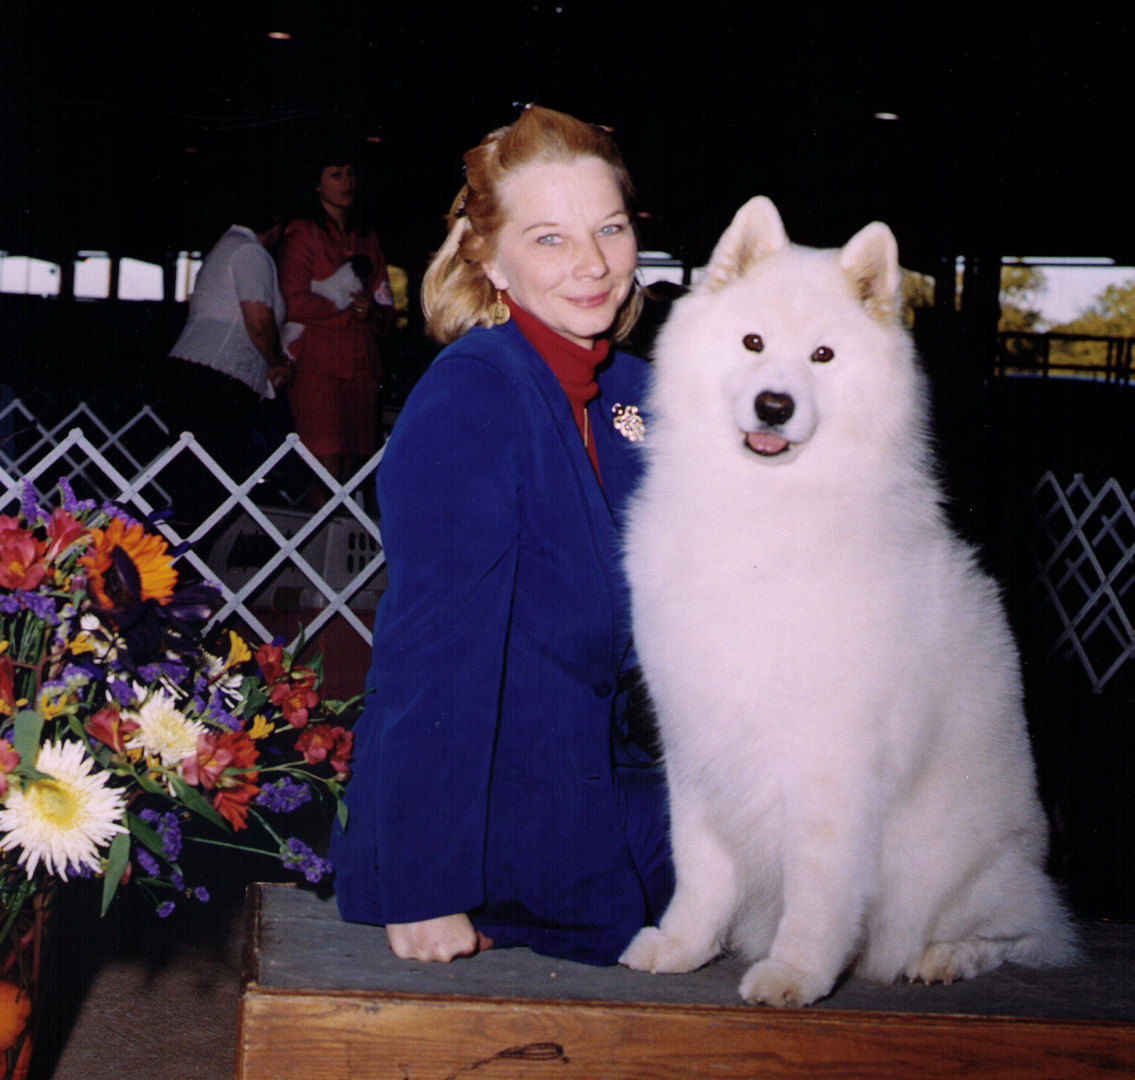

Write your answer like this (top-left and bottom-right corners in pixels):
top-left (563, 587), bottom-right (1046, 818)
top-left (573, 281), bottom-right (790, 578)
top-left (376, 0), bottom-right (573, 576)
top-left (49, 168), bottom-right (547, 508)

top-left (278, 158), bottom-right (394, 499)
top-left (331, 106), bottom-right (672, 965)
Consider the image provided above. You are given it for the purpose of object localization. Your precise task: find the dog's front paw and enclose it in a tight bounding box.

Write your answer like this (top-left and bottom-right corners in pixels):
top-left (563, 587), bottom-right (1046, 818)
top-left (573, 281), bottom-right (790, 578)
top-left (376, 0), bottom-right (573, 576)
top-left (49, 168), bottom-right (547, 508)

top-left (739, 958), bottom-right (832, 1007)
top-left (619, 926), bottom-right (717, 974)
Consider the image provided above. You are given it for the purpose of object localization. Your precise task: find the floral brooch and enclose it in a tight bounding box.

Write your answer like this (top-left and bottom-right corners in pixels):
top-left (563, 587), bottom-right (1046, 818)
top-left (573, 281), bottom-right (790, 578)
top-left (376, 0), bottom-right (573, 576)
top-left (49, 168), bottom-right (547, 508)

top-left (611, 403), bottom-right (646, 442)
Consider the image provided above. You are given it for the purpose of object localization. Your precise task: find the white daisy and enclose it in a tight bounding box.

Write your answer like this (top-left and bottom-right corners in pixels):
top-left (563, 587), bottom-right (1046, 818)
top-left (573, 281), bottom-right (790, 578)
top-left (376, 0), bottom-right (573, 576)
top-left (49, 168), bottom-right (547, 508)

top-left (124, 686), bottom-right (206, 768)
top-left (0, 739), bottom-right (127, 881)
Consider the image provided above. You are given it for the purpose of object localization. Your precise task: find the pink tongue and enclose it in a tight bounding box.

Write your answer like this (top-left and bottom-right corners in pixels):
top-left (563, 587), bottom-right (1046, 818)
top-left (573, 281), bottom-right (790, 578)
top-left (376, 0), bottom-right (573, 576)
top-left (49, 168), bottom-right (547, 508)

top-left (746, 431), bottom-right (790, 456)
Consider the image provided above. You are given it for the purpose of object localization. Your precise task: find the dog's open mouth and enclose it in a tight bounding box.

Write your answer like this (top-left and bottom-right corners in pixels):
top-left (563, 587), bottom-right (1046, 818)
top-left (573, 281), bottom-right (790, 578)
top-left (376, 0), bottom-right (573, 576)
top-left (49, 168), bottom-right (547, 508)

top-left (744, 431), bottom-right (791, 456)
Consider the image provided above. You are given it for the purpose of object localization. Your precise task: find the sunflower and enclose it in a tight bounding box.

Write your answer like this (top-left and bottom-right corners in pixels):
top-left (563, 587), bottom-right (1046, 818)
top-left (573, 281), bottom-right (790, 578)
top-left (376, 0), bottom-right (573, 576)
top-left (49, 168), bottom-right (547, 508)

top-left (123, 687), bottom-right (207, 769)
top-left (79, 517), bottom-right (178, 609)
top-left (0, 739), bottom-right (127, 880)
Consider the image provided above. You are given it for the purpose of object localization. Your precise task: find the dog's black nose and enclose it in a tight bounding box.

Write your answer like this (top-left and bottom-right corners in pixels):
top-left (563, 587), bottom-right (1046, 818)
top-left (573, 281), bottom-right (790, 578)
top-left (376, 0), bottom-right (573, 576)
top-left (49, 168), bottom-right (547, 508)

top-left (755, 391), bottom-right (794, 427)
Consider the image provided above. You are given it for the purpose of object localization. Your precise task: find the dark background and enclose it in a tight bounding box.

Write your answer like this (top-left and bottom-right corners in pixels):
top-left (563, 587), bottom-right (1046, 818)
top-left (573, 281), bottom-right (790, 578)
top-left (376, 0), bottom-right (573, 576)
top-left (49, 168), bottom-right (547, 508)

top-left (3, 5), bottom-right (1133, 272)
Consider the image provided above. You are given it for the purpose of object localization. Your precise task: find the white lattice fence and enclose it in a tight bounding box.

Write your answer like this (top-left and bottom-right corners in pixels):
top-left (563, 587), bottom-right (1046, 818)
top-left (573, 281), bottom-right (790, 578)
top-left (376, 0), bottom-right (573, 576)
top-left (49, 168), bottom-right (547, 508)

top-left (0, 394), bottom-right (175, 508)
top-left (0, 423), bottom-right (385, 652)
top-left (1025, 471), bottom-right (1135, 693)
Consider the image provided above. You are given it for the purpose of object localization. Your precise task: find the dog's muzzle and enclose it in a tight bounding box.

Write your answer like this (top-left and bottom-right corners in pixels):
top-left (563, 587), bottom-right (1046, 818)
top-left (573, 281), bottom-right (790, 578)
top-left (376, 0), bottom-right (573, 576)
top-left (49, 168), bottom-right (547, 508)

top-left (744, 391), bottom-right (795, 456)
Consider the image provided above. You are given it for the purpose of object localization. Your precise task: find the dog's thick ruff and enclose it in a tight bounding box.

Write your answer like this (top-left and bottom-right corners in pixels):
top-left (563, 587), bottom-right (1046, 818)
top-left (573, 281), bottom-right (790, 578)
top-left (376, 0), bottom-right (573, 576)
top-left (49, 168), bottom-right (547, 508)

top-left (332, 320), bottom-right (671, 965)
top-left (620, 197), bottom-right (1076, 1004)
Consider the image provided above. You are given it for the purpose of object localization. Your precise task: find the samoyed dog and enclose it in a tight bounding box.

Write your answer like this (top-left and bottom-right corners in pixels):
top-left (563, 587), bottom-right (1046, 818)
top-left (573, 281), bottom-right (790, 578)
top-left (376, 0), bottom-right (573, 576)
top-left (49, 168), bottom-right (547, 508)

top-left (619, 197), bottom-right (1077, 1006)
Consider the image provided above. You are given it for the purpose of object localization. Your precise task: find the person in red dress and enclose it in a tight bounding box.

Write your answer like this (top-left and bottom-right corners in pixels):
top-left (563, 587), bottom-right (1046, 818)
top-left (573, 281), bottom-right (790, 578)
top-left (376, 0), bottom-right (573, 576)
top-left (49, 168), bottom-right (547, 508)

top-left (279, 160), bottom-right (394, 503)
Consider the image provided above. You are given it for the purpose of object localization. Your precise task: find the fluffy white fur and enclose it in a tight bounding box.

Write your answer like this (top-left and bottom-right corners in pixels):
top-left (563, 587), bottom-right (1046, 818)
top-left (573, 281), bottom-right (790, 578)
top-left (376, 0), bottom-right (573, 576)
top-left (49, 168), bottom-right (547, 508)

top-left (619, 197), bottom-right (1077, 1006)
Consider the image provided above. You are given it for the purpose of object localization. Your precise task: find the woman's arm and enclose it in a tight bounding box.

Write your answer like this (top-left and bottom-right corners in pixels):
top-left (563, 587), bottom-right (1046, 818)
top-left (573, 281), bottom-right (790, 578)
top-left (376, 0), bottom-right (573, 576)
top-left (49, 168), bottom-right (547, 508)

top-left (363, 348), bottom-right (523, 929)
top-left (278, 220), bottom-right (354, 330)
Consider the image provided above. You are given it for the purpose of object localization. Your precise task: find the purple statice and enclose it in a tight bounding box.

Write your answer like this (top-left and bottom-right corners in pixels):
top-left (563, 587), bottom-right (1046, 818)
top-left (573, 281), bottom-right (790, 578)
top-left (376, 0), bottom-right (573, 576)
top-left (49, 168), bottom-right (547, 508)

top-left (100, 502), bottom-right (140, 527)
top-left (156, 900), bottom-right (176, 918)
top-left (0, 594), bottom-right (21, 615)
top-left (205, 691), bottom-right (241, 732)
top-left (19, 480), bottom-right (39, 524)
top-left (137, 660), bottom-right (190, 687)
top-left (58, 476), bottom-right (78, 513)
top-left (140, 808), bottom-right (183, 861)
top-left (171, 870), bottom-right (185, 891)
top-left (63, 658), bottom-right (102, 683)
top-left (194, 886), bottom-right (210, 903)
top-left (56, 477), bottom-right (97, 515)
top-left (64, 862), bottom-right (96, 879)
top-left (16, 590), bottom-right (60, 625)
top-left (281, 838), bottom-right (333, 884)
top-left (108, 678), bottom-right (136, 706)
top-left (136, 849), bottom-right (162, 877)
top-left (255, 779), bottom-right (312, 814)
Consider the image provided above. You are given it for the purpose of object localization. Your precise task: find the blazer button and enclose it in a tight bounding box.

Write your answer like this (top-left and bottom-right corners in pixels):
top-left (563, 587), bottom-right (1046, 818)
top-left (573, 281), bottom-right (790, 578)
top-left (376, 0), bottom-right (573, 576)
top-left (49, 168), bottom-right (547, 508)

top-left (591, 681), bottom-right (613, 698)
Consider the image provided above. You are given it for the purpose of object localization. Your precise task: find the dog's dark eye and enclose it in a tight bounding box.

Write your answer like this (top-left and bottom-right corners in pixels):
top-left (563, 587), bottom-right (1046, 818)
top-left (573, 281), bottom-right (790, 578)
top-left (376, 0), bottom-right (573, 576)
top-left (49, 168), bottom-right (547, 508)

top-left (742, 334), bottom-right (764, 353)
top-left (811, 346), bottom-right (835, 363)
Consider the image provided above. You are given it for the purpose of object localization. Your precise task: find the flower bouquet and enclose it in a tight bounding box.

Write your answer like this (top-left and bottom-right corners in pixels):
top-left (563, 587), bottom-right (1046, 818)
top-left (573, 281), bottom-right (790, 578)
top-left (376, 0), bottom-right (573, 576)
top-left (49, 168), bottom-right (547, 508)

top-left (0, 478), bottom-right (356, 1078)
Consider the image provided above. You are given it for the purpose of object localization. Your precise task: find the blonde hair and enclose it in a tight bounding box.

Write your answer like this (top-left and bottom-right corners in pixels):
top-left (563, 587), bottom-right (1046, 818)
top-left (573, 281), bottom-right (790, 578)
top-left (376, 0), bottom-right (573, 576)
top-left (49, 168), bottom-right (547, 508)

top-left (421, 105), bottom-right (643, 345)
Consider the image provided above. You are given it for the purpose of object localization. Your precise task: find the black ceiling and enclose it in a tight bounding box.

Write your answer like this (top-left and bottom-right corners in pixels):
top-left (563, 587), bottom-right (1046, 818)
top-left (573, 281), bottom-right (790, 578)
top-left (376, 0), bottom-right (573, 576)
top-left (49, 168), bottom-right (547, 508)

top-left (3, 5), bottom-right (1132, 275)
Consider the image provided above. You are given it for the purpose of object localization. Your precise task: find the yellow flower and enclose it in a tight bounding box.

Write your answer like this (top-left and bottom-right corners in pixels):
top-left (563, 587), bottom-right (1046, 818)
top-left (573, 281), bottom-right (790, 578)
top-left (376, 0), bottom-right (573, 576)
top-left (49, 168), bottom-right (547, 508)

top-left (224, 631), bottom-right (252, 669)
top-left (248, 714), bottom-right (275, 740)
top-left (38, 686), bottom-right (75, 720)
top-left (79, 517), bottom-right (178, 608)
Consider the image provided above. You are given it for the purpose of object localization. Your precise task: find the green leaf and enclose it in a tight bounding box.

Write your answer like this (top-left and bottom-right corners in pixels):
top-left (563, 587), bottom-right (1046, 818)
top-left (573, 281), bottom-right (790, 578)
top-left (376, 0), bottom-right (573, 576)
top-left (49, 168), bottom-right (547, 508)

top-left (169, 775), bottom-right (228, 830)
top-left (126, 811), bottom-right (166, 857)
top-left (101, 831), bottom-right (131, 916)
top-left (11, 711), bottom-right (49, 779)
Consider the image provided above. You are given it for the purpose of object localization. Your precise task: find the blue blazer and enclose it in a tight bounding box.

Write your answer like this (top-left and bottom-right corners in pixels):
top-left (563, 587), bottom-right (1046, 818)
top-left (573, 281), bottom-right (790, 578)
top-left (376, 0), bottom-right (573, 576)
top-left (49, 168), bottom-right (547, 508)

top-left (332, 320), bottom-right (671, 964)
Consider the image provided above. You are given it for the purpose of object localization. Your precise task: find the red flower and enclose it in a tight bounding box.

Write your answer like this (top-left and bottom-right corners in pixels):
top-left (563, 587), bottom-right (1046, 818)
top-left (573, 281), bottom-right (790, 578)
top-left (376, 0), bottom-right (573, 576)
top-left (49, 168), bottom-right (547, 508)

top-left (0, 517), bottom-right (46, 591)
top-left (0, 738), bottom-right (20, 797)
top-left (213, 785), bottom-right (256, 831)
top-left (84, 706), bottom-right (139, 756)
top-left (43, 508), bottom-right (89, 564)
top-left (0, 656), bottom-right (16, 717)
top-left (255, 643), bottom-right (287, 687)
top-left (295, 724), bottom-right (353, 779)
top-left (271, 680), bottom-right (319, 729)
top-left (204, 731), bottom-right (259, 830)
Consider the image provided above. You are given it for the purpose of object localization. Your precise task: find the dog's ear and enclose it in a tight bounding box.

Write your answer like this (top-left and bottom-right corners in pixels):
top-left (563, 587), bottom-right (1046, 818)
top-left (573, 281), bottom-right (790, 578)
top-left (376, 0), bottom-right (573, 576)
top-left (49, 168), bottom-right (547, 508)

top-left (839, 222), bottom-right (901, 322)
top-left (701, 196), bottom-right (789, 291)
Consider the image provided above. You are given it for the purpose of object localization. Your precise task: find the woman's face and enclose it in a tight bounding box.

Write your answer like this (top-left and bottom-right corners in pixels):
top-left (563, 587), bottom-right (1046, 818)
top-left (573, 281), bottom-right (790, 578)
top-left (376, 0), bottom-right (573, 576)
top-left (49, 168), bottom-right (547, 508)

top-left (317, 165), bottom-right (357, 211)
top-left (483, 157), bottom-right (637, 348)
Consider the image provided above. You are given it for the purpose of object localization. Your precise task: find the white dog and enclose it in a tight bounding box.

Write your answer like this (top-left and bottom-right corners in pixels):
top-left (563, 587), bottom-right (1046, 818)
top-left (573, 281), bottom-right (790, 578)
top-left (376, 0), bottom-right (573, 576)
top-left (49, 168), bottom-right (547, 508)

top-left (619, 197), bottom-right (1077, 1006)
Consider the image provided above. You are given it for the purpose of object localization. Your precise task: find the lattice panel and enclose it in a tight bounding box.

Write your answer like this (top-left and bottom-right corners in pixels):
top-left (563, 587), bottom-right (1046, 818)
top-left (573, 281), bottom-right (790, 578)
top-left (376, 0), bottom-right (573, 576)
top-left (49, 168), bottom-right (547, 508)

top-left (1025, 471), bottom-right (1135, 693)
top-left (1, 424), bottom-right (385, 652)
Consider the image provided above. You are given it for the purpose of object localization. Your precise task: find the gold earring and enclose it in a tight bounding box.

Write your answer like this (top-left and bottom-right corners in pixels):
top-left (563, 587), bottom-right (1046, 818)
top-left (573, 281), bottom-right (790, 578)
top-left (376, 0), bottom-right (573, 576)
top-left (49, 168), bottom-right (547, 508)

top-left (488, 289), bottom-right (510, 326)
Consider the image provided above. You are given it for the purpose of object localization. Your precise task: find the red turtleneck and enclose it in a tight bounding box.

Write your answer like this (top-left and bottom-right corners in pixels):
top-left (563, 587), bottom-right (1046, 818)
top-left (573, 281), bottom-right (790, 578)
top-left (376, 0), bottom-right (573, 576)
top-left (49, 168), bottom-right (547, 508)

top-left (505, 297), bottom-right (608, 481)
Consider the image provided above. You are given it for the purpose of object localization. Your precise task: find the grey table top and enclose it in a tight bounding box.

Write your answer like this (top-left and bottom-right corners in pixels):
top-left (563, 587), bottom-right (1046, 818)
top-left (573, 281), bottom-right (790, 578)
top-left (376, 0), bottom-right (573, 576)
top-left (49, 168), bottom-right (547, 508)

top-left (246, 884), bottom-right (1135, 1023)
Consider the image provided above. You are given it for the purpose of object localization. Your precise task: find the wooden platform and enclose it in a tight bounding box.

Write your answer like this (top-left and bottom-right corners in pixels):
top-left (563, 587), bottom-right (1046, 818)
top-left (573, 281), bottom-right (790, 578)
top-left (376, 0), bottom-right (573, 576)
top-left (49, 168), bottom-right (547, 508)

top-left (237, 883), bottom-right (1135, 1079)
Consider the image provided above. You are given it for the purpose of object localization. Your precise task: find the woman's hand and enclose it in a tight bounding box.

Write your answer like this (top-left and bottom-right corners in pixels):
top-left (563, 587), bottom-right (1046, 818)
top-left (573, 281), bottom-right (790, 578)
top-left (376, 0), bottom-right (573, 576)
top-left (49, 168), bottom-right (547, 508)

top-left (350, 291), bottom-right (377, 322)
top-left (385, 913), bottom-right (493, 962)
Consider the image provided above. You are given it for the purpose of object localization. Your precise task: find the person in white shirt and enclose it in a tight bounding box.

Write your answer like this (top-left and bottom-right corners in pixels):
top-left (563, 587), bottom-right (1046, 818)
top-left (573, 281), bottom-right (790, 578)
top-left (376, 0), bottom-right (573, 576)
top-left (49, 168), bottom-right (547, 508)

top-left (165, 206), bottom-right (291, 522)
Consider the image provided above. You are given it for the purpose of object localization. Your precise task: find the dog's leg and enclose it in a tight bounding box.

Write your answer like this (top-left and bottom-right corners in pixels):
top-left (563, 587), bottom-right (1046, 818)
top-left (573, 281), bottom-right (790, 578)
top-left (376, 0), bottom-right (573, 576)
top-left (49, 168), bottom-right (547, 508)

top-left (620, 787), bottom-right (737, 974)
top-left (739, 782), bottom-right (876, 1006)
